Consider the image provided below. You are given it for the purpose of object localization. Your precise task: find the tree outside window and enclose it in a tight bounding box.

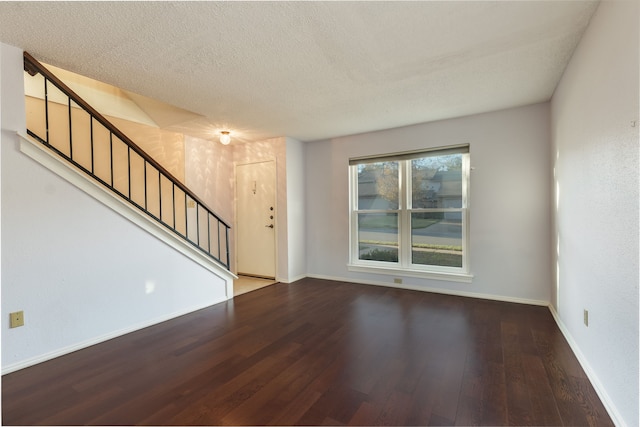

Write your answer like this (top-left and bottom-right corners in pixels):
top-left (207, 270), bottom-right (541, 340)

top-left (351, 146), bottom-right (469, 274)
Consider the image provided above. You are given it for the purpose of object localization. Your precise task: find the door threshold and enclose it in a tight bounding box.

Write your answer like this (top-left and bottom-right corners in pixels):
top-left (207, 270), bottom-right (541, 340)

top-left (238, 273), bottom-right (276, 280)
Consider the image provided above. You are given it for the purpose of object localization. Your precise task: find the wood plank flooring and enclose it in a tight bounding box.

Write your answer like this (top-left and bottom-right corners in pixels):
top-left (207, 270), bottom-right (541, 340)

top-left (2, 278), bottom-right (613, 426)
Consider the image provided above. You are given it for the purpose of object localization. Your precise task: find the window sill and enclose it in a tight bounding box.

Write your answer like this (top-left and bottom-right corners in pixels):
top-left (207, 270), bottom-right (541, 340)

top-left (347, 263), bottom-right (473, 283)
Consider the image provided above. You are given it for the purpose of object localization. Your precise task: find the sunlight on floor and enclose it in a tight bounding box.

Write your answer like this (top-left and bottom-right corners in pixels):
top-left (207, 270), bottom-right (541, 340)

top-left (233, 275), bottom-right (277, 296)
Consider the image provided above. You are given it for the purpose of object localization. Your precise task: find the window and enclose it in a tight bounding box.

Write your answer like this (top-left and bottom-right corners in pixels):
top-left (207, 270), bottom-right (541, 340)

top-left (349, 145), bottom-right (471, 281)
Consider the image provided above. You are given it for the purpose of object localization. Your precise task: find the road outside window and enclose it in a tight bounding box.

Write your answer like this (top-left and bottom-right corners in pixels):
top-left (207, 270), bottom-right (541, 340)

top-left (349, 146), bottom-right (470, 276)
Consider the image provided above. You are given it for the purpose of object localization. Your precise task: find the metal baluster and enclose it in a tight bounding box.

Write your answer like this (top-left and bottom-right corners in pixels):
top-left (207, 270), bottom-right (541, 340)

top-left (90, 117), bottom-right (94, 173)
top-left (218, 220), bottom-right (221, 264)
top-left (44, 77), bottom-right (49, 144)
top-left (207, 213), bottom-right (211, 254)
top-left (24, 53), bottom-right (233, 270)
top-left (172, 183), bottom-right (176, 230)
top-left (127, 147), bottom-right (131, 198)
top-left (158, 171), bottom-right (162, 222)
top-left (144, 161), bottom-right (148, 210)
top-left (68, 97), bottom-right (73, 160)
top-left (196, 204), bottom-right (200, 246)
top-left (184, 193), bottom-right (188, 239)
top-left (225, 225), bottom-right (230, 268)
top-left (109, 132), bottom-right (114, 187)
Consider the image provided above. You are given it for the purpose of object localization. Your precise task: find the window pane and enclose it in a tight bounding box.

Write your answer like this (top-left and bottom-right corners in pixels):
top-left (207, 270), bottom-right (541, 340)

top-left (412, 154), bottom-right (463, 209)
top-left (411, 212), bottom-right (462, 267)
top-left (357, 162), bottom-right (399, 210)
top-left (358, 213), bottom-right (398, 263)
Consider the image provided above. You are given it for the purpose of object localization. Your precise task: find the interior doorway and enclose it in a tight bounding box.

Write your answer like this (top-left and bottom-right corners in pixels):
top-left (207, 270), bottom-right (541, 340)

top-left (234, 275), bottom-right (277, 296)
top-left (236, 160), bottom-right (277, 279)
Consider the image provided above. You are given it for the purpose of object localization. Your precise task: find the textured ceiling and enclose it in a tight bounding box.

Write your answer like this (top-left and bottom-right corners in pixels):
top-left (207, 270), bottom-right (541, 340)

top-left (0, 1), bottom-right (599, 143)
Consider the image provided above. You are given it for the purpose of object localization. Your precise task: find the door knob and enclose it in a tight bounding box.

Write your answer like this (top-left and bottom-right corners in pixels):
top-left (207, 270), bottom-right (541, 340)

top-left (265, 224), bottom-right (274, 228)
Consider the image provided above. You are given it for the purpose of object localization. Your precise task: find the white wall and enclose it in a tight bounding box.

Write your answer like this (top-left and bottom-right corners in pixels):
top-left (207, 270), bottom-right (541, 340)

top-left (185, 135), bottom-right (305, 282)
top-left (183, 135), bottom-right (234, 268)
top-left (0, 44), bottom-right (5, 371)
top-left (306, 103), bottom-right (552, 304)
top-left (184, 135), bottom-right (234, 226)
top-left (550, 2), bottom-right (639, 426)
top-left (1, 43), bottom-right (229, 373)
top-left (285, 137), bottom-right (306, 282)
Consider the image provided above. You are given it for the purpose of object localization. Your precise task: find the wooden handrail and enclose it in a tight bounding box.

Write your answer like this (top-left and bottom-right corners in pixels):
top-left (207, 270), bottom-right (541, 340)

top-left (23, 52), bottom-right (231, 229)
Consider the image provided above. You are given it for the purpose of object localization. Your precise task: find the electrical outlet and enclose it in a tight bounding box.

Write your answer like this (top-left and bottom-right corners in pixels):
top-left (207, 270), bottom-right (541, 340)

top-left (393, 278), bottom-right (402, 284)
top-left (10, 311), bottom-right (24, 328)
top-left (583, 309), bottom-right (589, 327)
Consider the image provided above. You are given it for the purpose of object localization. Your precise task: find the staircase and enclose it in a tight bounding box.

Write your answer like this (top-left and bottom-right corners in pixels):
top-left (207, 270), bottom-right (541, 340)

top-left (22, 52), bottom-right (231, 270)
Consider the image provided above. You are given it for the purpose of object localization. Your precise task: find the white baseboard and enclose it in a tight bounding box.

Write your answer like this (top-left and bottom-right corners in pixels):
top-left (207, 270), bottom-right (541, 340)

top-left (305, 274), bottom-right (623, 424)
top-left (1, 296), bottom-right (228, 375)
top-left (279, 274), bottom-right (307, 284)
top-left (548, 305), bottom-right (625, 427)
top-left (305, 273), bottom-right (549, 306)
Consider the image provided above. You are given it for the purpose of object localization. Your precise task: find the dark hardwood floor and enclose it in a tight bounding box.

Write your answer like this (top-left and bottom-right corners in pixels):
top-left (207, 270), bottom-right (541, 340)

top-left (2, 278), bottom-right (613, 426)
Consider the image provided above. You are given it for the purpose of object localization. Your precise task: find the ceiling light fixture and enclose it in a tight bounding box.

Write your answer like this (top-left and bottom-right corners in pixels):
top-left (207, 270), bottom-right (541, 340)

top-left (220, 131), bottom-right (231, 145)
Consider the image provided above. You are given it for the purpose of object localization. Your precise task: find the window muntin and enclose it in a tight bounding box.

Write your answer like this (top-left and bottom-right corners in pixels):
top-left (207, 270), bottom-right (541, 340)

top-left (350, 146), bottom-right (469, 275)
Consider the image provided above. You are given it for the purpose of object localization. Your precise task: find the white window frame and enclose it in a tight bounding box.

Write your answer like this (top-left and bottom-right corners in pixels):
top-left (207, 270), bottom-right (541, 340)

top-left (348, 145), bottom-right (473, 283)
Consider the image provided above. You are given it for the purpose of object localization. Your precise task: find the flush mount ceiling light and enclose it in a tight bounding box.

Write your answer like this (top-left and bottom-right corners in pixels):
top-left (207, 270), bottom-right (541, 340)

top-left (220, 131), bottom-right (231, 145)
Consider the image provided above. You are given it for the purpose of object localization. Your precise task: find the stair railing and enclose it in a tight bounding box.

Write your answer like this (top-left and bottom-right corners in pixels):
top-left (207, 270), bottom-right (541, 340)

top-left (23, 52), bottom-right (231, 270)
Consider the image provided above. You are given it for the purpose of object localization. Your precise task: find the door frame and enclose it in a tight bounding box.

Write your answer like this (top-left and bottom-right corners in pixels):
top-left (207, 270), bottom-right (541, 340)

top-left (234, 158), bottom-right (279, 280)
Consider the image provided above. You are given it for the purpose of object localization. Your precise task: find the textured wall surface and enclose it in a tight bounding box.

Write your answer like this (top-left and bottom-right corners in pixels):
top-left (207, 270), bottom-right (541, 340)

top-left (550, 1), bottom-right (639, 425)
top-left (285, 137), bottom-right (306, 282)
top-left (306, 103), bottom-right (552, 304)
top-left (1, 44), bottom-right (228, 372)
top-left (184, 135), bottom-right (234, 225)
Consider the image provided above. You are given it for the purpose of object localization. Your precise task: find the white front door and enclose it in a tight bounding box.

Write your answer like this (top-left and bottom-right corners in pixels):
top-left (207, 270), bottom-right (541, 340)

top-left (236, 160), bottom-right (276, 278)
